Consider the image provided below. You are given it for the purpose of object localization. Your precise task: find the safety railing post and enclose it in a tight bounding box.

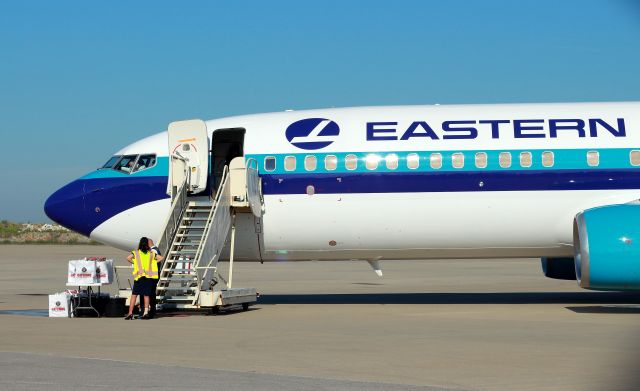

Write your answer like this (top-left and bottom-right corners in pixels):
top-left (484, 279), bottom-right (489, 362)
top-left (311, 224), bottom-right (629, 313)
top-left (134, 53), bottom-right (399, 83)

top-left (228, 212), bottom-right (237, 289)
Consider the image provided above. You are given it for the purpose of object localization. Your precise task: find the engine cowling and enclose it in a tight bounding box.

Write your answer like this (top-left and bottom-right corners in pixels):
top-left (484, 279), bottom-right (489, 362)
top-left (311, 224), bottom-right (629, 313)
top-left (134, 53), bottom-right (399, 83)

top-left (574, 204), bottom-right (640, 291)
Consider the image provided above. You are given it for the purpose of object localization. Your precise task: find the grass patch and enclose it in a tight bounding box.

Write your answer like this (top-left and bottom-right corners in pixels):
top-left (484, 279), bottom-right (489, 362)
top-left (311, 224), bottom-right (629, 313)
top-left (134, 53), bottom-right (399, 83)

top-left (0, 220), bottom-right (22, 238)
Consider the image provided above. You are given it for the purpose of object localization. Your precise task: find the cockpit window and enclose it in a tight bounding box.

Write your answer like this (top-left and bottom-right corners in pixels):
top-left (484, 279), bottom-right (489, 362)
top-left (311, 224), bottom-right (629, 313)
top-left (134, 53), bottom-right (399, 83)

top-left (133, 154), bottom-right (156, 172)
top-left (115, 155), bottom-right (138, 173)
top-left (101, 156), bottom-right (121, 169)
top-left (100, 154), bottom-right (157, 174)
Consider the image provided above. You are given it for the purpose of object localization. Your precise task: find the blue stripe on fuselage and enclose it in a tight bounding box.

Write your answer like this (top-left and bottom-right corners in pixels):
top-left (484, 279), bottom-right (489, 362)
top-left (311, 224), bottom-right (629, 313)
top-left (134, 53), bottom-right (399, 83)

top-left (81, 176), bottom-right (168, 235)
top-left (260, 169), bottom-right (640, 194)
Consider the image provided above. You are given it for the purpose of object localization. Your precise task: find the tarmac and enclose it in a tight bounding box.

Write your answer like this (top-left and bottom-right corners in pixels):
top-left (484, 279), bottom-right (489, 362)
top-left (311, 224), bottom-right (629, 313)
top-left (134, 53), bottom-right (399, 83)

top-left (1, 245), bottom-right (639, 391)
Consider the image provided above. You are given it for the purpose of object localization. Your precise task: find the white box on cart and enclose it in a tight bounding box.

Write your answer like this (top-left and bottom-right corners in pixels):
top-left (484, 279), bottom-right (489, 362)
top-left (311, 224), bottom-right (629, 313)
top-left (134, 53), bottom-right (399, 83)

top-left (74, 260), bottom-right (97, 285)
top-left (48, 292), bottom-right (72, 318)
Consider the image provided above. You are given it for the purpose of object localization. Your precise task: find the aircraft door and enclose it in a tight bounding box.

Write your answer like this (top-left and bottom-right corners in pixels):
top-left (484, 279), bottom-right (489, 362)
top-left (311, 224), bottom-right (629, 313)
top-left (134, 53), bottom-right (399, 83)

top-left (167, 119), bottom-right (209, 196)
top-left (210, 128), bottom-right (245, 192)
top-left (246, 158), bottom-right (263, 217)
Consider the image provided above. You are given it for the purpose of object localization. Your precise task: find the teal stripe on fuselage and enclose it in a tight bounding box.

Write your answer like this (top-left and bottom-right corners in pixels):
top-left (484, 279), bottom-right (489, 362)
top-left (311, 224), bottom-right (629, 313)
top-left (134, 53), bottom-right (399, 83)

top-left (81, 157), bottom-right (169, 179)
top-left (78, 149), bottom-right (640, 179)
top-left (247, 148), bottom-right (640, 175)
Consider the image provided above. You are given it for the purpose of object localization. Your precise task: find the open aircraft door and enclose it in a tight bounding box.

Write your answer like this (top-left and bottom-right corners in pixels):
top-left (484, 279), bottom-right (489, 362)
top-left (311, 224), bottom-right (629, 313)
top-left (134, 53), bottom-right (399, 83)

top-left (167, 119), bottom-right (209, 197)
top-left (246, 158), bottom-right (263, 218)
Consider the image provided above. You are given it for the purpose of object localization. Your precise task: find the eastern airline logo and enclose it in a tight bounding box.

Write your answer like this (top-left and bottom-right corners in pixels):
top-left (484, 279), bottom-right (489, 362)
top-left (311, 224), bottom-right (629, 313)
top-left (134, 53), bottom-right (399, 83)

top-left (286, 118), bottom-right (340, 150)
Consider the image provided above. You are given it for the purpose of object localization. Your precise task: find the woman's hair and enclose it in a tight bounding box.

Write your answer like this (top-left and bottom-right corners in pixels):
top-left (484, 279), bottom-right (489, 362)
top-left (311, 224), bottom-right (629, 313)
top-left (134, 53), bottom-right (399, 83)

top-left (138, 237), bottom-right (150, 253)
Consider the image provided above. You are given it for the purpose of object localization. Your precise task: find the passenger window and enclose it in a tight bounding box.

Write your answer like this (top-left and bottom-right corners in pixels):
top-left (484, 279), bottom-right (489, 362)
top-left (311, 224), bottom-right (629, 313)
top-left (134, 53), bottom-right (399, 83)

top-left (407, 153), bottom-right (419, 169)
top-left (304, 155), bottom-right (317, 171)
top-left (325, 155), bottom-right (337, 171)
top-left (386, 154), bottom-right (399, 170)
top-left (115, 155), bottom-right (138, 174)
top-left (284, 156), bottom-right (296, 171)
top-left (452, 153), bottom-right (464, 169)
top-left (133, 154), bottom-right (156, 172)
top-left (542, 151), bottom-right (554, 167)
top-left (499, 152), bottom-right (512, 168)
top-left (345, 154), bottom-right (357, 170)
top-left (430, 153), bottom-right (442, 169)
top-left (475, 152), bottom-right (487, 169)
top-left (520, 152), bottom-right (532, 168)
top-left (587, 151), bottom-right (599, 167)
top-left (630, 150), bottom-right (640, 166)
top-left (365, 154), bottom-right (380, 170)
top-left (264, 156), bottom-right (276, 172)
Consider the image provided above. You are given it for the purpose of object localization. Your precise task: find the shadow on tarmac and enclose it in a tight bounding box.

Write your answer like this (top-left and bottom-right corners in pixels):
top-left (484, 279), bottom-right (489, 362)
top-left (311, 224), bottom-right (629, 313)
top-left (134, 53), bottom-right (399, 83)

top-left (258, 291), bottom-right (639, 305)
top-left (566, 305), bottom-right (640, 314)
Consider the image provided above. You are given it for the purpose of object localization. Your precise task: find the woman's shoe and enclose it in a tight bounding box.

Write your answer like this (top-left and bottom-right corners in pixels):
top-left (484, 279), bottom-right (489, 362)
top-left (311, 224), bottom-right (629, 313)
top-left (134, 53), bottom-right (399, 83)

top-left (124, 314), bottom-right (134, 320)
top-left (141, 313), bottom-right (150, 320)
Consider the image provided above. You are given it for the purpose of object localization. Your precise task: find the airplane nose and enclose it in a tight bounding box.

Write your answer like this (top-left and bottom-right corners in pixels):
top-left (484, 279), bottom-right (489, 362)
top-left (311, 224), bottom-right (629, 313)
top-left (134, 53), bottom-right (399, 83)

top-left (44, 180), bottom-right (90, 236)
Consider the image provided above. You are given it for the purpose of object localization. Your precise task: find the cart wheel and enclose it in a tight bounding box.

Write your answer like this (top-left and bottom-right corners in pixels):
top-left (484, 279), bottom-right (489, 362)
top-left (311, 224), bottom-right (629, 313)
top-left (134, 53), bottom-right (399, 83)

top-left (242, 303), bottom-right (249, 311)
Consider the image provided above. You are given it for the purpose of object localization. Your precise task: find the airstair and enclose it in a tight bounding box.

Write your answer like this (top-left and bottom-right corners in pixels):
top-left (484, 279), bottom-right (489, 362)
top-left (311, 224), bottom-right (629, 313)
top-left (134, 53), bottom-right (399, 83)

top-left (143, 119), bottom-right (261, 312)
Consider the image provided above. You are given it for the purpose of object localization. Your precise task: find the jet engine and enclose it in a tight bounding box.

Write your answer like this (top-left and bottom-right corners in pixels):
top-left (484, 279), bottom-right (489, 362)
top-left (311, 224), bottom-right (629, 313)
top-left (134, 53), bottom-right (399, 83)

top-left (573, 204), bottom-right (640, 291)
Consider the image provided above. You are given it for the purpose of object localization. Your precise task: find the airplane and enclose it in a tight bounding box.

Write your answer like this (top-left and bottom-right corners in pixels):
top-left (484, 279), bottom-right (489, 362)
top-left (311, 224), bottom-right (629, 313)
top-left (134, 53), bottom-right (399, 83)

top-left (44, 101), bottom-right (640, 292)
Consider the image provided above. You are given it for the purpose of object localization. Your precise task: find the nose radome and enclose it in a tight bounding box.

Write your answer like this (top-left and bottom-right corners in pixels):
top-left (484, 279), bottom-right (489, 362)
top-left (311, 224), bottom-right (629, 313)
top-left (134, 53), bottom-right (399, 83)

top-left (44, 180), bottom-right (90, 236)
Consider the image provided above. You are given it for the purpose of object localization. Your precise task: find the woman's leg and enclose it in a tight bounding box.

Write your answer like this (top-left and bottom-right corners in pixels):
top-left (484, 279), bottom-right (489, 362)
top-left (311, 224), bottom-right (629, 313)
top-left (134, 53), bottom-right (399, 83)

top-left (143, 295), bottom-right (150, 315)
top-left (127, 294), bottom-right (138, 316)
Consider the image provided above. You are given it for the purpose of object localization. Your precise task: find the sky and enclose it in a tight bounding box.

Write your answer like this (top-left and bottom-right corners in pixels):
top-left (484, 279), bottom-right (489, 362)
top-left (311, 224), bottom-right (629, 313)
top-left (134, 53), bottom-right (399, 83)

top-left (0, 0), bottom-right (639, 222)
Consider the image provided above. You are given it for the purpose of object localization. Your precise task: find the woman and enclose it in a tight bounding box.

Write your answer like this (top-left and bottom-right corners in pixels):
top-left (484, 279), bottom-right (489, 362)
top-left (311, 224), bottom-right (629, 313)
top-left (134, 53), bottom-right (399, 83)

top-left (124, 237), bottom-right (163, 319)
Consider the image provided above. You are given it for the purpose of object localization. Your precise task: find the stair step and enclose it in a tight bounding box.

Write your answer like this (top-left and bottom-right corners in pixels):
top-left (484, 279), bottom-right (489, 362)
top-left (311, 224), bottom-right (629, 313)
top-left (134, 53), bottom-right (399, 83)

top-left (170, 251), bottom-right (197, 255)
top-left (162, 272), bottom-right (196, 279)
top-left (168, 257), bottom-right (196, 262)
top-left (156, 286), bottom-right (197, 292)
top-left (171, 247), bottom-right (199, 252)
top-left (188, 201), bottom-right (213, 207)
top-left (172, 243), bottom-right (201, 248)
top-left (166, 260), bottom-right (195, 264)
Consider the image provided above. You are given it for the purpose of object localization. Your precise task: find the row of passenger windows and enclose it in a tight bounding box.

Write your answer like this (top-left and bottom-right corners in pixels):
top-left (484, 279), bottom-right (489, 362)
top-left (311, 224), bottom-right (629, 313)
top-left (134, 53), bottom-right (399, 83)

top-left (263, 150), bottom-right (640, 172)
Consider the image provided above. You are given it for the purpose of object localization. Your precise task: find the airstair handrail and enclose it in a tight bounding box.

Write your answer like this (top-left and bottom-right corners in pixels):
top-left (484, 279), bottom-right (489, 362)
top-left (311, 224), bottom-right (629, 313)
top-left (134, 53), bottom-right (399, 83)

top-left (192, 166), bottom-right (232, 300)
top-left (157, 177), bottom-right (189, 257)
top-left (193, 165), bottom-right (228, 263)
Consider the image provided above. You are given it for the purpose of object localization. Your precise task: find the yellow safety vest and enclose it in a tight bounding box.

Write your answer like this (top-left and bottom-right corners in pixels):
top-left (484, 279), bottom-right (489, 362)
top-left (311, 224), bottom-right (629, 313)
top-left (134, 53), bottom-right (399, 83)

top-left (131, 250), bottom-right (159, 281)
